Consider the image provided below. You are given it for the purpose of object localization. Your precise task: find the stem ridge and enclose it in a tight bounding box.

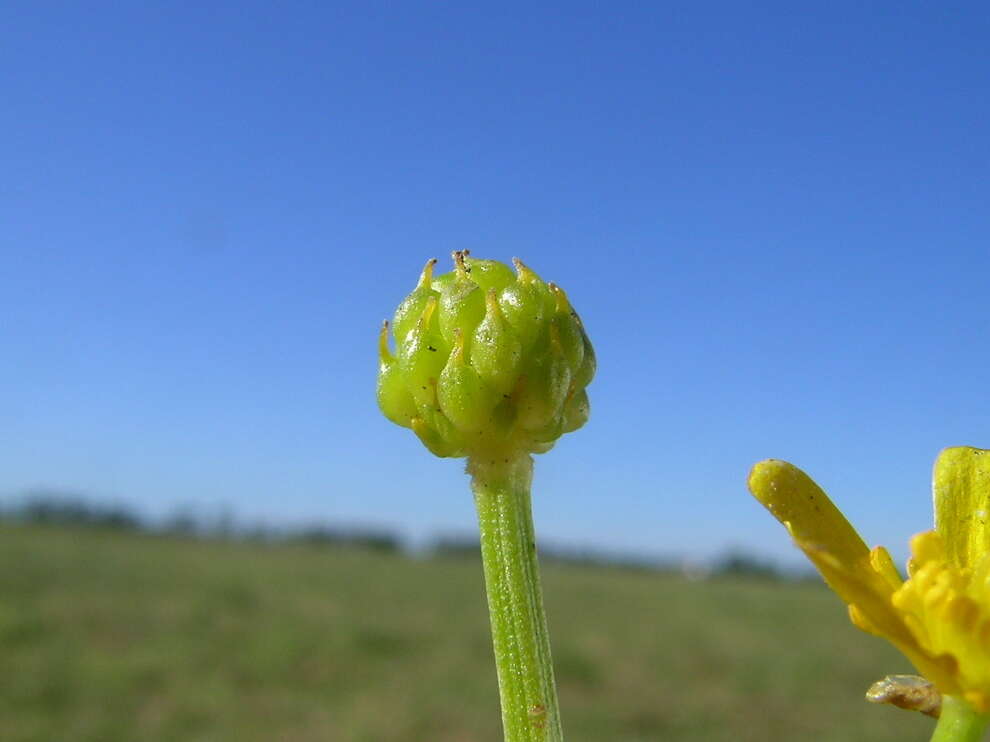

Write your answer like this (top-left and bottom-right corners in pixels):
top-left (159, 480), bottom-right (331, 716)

top-left (470, 455), bottom-right (563, 742)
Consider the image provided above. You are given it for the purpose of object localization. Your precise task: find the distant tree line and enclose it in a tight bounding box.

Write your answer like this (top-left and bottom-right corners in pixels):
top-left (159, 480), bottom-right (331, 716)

top-left (3, 492), bottom-right (142, 531)
top-left (430, 535), bottom-right (794, 581)
top-left (1, 491), bottom-right (799, 580)
top-left (0, 490), bottom-right (401, 554)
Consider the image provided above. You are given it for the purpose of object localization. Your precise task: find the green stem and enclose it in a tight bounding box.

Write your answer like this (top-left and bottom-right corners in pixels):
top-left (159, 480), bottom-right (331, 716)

top-left (931, 696), bottom-right (990, 742)
top-left (469, 453), bottom-right (563, 742)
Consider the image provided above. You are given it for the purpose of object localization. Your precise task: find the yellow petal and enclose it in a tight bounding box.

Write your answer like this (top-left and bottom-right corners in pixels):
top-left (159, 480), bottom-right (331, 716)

top-left (747, 460), bottom-right (956, 690)
top-left (748, 460), bottom-right (872, 569)
top-left (933, 447), bottom-right (990, 570)
top-left (747, 460), bottom-right (892, 614)
top-left (872, 545), bottom-right (906, 592)
top-left (793, 541), bottom-right (913, 649)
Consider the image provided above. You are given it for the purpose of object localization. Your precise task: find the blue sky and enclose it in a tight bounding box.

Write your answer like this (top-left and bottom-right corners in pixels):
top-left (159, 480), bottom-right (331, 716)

top-left (3, 2), bottom-right (988, 566)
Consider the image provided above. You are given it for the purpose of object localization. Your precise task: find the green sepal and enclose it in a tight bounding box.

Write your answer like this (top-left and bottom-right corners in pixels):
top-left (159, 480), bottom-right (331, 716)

top-left (411, 415), bottom-right (465, 458)
top-left (549, 284), bottom-right (585, 375)
top-left (471, 290), bottom-right (522, 395)
top-left (498, 259), bottom-right (555, 353)
top-left (392, 258), bottom-right (439, 344)
top-left (530, 439), bottom-right (556, 454)
top-left (398, 296), bottom-right (449, 410)
top-left (573, 329), bottom-right (596, 389)
top-left (438, 281), bottom-right (484, 346)
top-left (437, 252), bottom-right (485, 346)
top-left (530, 411), bottom-right (564, 444)
top-left (438, 331), bottom-right (501, 434)
top-left (515, 327), bottom-right (572, 431)
top-left (377, 322), bottom-right (418, 428)
top-left (429, 272), bottom-right (455, 293)
top-left (462, 255), bottom-right (516, 292)
top-left (561, 388), bottom-right (590, 434)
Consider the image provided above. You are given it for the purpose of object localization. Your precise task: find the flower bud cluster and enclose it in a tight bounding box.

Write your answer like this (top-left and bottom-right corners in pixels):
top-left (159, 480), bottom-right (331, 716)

top-left (377, 252), bottom-right (595, 458)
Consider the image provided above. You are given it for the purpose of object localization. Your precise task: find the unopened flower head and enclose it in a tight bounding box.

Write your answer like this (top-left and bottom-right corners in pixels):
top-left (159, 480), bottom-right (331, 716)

top-left (377, 251), bottom-right (595, 459)
top-left (748, 447), bottom-right (990, 714)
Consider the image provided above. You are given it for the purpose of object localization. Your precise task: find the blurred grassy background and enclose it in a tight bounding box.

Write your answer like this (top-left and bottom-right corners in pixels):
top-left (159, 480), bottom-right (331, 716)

top-left (1, 524), bottom-right (930, 742)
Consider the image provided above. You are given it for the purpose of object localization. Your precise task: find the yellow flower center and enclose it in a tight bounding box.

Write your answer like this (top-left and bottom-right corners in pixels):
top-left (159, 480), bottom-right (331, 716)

top-left (893, 531), bottom-right (990, 712)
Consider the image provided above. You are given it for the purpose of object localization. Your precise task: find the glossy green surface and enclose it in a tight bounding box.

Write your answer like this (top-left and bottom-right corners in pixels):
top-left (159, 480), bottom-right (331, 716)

top-left (377, 253), bottom-right (594, 458)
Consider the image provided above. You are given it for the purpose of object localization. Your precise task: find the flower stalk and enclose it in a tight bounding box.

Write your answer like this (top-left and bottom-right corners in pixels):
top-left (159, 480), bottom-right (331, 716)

top-left (930, 696), bottom-right (989, 742)
top-left (470, 454), bottom-right (562, 741)
top-left (377, 253), bottom-right (594, 740)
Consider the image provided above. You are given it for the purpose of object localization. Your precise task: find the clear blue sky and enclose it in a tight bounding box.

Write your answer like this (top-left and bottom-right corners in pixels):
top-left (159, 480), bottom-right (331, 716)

top-left (3, 2), bottom-right (988, 566)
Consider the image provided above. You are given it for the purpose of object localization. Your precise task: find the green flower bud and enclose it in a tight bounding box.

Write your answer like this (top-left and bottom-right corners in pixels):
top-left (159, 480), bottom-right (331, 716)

top-left (497, 259), bottom-right (555, 353)
top-left (548, 283), bottom-right (585, 373)
top-left (376, 321), bottom-right (418, 428)
top-left (461, 255), bottom-right (517, 292)
top-left (561, 387), bottom-right (590, 434)
top-left (437, 252), bottom-right (485, 346)
top-left (377, 251), bottom-right (595, 458)
top-left (392, 258), bottom-right (439, 344)
top-left (411, 406), bottom-right (466, 458)
top-left (438, 329), bottom-right (501, 434)
top-left (515, 324), bottom-right (572, 435)
top-left (471, 290), bottom-right (522, 396)
top-left (573, 332), bottom-right (596, 390)
top-left (397, 294), bottom-right (448, 411)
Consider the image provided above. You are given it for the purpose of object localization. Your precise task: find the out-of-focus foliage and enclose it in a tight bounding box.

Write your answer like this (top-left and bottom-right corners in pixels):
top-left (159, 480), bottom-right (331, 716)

top-left (1, 524), bottom-right (928, 742)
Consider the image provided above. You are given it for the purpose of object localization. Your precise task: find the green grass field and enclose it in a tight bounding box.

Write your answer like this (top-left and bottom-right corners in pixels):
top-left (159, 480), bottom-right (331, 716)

top-left (1, 524), bottom-right (931, 741)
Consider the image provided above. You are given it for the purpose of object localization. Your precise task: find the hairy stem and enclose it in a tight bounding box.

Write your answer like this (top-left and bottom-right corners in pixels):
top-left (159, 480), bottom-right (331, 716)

top-left (930, 696), bottom-right (990, 742)
top-left (469, 454), bottom-right (563, 742)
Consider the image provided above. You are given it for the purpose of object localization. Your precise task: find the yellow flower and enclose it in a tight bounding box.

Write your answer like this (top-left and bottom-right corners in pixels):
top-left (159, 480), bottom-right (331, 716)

top-left (748, 447), bottom-right (990, 713)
